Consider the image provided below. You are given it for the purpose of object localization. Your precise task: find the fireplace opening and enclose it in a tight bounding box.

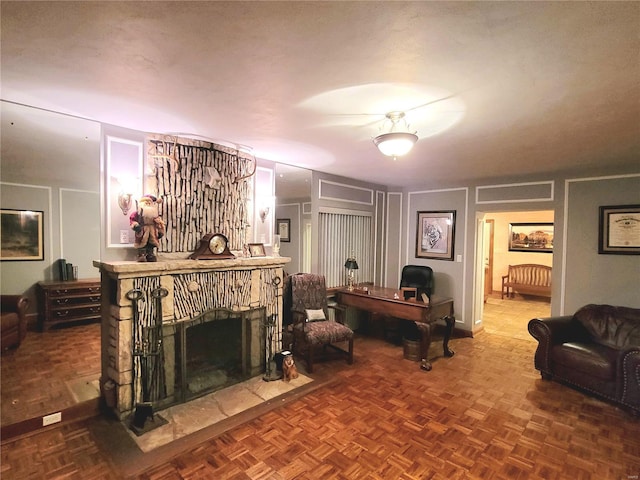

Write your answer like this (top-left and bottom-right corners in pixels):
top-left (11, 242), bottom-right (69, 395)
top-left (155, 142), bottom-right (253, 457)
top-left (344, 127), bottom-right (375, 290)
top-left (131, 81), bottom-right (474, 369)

top-left (158, 307), bottom-right (266, 408)
top-left (183, 316), bottom-right (243, 395)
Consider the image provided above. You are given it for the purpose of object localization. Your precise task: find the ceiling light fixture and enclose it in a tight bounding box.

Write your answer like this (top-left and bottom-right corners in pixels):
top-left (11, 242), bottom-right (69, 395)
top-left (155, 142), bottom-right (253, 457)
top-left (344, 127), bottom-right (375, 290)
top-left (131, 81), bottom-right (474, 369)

top-left (373, 111), bottom-right (418, 160)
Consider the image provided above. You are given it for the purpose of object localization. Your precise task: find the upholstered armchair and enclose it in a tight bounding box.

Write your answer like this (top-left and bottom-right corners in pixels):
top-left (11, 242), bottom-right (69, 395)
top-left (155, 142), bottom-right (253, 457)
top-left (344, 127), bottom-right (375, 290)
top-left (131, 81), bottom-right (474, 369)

top-left (289, 273), bottom-right (354, 373)
top-left (1, 294), bottom-right (29, 352)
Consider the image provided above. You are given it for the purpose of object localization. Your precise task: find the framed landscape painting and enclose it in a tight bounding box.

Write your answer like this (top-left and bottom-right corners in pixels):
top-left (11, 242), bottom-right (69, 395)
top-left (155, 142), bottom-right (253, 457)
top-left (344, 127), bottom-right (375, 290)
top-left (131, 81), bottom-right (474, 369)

top-left (508, 222), bottom-right (553, 253)
top-left (1, 209), bottom-right (44, 261)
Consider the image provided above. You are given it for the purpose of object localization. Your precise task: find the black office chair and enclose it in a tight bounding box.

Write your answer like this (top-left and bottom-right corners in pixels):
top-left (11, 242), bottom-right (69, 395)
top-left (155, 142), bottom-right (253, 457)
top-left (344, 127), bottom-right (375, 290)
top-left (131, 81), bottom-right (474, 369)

top-left (399, 265), bottom-right (434, 301)
top-left (385, 265), bottom-right (434, 344)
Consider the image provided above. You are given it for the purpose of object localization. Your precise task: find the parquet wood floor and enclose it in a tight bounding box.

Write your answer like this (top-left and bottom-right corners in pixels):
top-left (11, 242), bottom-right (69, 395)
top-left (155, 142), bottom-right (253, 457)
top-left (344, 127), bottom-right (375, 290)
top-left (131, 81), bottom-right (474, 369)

top-left (0, 295), bottom-right (541, 428)
top-left (2, 299), bottom-right (639, 479)
top-left (1, 322), bottom-right (102, 427)
top-left (0, 323), bottom-right (100, 426)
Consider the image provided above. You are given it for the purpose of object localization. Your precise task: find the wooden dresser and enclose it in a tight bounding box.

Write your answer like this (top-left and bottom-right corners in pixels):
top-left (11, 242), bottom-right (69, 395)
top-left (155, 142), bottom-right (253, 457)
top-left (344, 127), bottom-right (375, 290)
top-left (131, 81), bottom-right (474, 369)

top-left (37, 278), bottom-right (101, 331)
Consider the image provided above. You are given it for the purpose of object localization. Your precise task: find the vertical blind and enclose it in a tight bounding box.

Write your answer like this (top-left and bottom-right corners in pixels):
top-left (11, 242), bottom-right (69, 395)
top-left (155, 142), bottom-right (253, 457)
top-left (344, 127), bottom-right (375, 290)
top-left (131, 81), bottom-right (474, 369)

top-left (318, 212), bottom-right (373, 288)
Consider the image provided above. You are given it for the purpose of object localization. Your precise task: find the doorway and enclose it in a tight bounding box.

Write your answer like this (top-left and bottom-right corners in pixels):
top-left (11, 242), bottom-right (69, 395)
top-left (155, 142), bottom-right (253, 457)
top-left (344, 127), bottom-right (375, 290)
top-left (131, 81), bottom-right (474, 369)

top-left (475, 210), bottom-right (553, 340)
top-left (303, 221), bottom-right (312, 273)
top-left (483, 219), bottom-right (494, 303)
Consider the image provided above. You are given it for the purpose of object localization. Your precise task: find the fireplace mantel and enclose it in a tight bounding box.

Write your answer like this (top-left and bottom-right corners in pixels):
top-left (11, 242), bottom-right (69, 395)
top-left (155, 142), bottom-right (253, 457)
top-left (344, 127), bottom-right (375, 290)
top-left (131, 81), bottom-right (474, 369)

top-left (94, 256), bottom-right (290, 419)
top-left (93, 255), bottom-right (290, 277)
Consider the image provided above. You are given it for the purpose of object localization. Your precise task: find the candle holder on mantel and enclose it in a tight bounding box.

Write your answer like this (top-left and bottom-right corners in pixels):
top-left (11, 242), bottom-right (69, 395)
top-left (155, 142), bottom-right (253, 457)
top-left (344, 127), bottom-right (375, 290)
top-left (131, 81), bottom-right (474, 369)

top-left (263, 276), bottom-right (282, 381)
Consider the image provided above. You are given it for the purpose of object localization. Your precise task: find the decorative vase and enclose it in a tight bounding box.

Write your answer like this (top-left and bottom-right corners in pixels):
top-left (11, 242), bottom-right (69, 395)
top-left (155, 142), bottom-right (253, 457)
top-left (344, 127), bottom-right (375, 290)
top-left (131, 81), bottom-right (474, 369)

top-left (273, 234), bottom-right (281, 257)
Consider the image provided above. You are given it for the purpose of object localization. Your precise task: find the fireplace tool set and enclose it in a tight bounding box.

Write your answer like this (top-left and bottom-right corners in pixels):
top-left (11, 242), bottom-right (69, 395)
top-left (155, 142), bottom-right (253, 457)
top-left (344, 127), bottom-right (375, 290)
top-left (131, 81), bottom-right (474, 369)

top-left (263, 275), bottom-right (282, 382)
top-left (127, 286), bottom-right (169, 434)
top-left (124, 274), bottom-right (285, 433)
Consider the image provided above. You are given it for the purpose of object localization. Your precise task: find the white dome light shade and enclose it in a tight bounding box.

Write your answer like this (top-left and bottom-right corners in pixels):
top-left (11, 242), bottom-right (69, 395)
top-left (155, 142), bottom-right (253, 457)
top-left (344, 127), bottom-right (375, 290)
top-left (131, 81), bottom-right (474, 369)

top-left (373, 132), bottom-right (418, 158)
top-left (372, 111), bottom-right (419, 159)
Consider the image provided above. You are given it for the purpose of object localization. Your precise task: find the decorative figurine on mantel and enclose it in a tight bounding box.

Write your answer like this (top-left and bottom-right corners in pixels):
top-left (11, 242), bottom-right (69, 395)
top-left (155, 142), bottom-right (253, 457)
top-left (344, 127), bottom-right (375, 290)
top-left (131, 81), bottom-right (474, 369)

top-left (129, 195), bottom-right (166, 262)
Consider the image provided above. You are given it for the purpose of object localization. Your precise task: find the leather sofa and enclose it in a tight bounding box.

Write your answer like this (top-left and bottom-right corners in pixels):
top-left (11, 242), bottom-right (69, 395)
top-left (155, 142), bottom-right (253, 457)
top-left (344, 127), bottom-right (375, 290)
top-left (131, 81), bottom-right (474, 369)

top-left (528, 304), bottom-right (640, 414)
top-left (1, 294), bottom-right (29, 352)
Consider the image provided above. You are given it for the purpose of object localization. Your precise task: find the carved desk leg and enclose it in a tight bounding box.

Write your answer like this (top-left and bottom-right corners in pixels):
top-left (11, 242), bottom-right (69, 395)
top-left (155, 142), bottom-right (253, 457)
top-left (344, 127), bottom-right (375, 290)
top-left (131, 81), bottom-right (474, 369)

top-left (415, 322), bottom-right (433, 371)
top-left (415, 315), bottom-right (455, 371)
top-left (443, 315), bottom-right (455, 358)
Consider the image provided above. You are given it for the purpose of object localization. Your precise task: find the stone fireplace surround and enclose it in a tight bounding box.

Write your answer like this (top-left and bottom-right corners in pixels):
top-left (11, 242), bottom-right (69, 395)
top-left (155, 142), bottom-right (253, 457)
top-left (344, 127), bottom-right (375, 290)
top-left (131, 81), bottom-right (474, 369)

top-left (94, 256), bottom-right (289, 420)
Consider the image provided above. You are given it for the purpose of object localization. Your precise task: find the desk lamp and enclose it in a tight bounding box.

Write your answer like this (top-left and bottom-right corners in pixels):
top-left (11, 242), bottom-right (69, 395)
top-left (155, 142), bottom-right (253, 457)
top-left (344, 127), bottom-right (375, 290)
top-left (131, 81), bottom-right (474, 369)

top-left (344, 256), bottom-right (359, 291)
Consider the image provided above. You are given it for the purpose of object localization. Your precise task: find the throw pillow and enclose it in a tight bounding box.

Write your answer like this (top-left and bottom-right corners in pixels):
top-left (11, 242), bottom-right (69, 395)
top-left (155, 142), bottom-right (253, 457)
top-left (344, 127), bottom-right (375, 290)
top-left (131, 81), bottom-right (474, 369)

top-left (305, 308), bottom-right (326, 322)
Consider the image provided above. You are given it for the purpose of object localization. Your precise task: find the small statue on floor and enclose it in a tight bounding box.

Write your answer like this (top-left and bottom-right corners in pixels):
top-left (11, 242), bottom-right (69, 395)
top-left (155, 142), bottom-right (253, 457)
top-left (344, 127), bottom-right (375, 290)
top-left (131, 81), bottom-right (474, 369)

top-left (282, 355), bottom-right (299, 381)
top-left (420, 358), bottom-right (432, 371)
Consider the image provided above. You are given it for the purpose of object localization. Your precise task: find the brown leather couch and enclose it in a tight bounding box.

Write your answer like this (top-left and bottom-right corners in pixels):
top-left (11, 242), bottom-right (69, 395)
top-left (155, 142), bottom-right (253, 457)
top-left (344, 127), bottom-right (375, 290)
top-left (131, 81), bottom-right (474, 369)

top-left (1, 294), bottom-right (29, 352)
top-left (528, 304), bottom-right (640, 415)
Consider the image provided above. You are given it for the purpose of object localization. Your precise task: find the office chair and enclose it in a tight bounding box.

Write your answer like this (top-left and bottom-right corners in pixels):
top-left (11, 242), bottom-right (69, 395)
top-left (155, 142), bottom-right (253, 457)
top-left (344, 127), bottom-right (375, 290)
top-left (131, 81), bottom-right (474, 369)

top-left (385, 265), bottom-right (434, 344)
top-left (399, 265), bottom-right (434, 301)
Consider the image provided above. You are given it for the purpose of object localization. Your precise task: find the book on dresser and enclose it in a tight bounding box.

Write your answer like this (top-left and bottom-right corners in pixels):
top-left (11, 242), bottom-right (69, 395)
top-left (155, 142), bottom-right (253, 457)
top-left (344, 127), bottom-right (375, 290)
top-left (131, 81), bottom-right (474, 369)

top-left (37, 278), bottom-right (101, 331)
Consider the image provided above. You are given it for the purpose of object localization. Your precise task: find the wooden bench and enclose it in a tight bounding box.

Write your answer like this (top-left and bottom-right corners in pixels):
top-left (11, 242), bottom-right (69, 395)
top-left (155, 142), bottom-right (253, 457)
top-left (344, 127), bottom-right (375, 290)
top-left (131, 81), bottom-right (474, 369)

top-left (501, 264), bottom-right (551, 299)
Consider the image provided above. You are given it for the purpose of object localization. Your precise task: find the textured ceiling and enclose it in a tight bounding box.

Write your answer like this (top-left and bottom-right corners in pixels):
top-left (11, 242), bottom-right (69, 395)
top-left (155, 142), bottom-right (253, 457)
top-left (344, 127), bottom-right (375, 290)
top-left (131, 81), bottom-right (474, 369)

top-left (2, 1), bottom-right (639, 188)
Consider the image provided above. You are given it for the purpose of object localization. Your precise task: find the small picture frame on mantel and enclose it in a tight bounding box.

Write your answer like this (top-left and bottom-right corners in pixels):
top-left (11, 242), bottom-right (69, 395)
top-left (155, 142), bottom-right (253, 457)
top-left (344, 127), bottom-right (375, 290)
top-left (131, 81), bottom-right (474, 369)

top-left (248, 243), bottom-right (266, 257)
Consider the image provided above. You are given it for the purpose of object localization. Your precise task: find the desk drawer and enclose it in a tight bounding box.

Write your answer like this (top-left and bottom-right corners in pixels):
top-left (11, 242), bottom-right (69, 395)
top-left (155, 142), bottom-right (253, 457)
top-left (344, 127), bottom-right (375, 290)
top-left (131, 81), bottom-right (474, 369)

top-left (51, 304), bottom-right (101, 320)
top-left (48, 285), bottom-right (101, 297)
top-left (50, 294), bottom-right (101, 307)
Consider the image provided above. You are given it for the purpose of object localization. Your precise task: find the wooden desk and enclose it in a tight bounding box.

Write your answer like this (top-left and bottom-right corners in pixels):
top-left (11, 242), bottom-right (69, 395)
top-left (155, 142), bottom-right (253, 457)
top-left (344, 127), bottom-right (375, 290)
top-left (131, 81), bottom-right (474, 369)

top-left (336, 286), bottom-right (455, 370)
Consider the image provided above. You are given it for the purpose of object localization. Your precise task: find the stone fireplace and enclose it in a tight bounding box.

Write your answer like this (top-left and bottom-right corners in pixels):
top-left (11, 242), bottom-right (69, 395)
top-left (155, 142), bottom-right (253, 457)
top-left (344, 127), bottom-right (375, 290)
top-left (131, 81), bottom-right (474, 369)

top-left (94, 256), bottom-right (289, 420)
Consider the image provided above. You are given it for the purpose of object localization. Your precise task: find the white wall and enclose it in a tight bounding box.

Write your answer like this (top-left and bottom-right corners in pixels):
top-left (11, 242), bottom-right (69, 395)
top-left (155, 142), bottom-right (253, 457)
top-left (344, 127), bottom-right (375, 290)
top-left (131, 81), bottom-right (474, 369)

top-left (563, 175), bottom-right (640, 312)
top-left (402, 188), bottom-right (469, 326)
top-left (276, 202), bottom-right (302, 274)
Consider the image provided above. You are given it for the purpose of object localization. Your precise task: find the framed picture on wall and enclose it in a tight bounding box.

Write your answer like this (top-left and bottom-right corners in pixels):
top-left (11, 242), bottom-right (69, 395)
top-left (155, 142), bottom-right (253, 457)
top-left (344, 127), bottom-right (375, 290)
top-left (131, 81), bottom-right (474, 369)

top-left (1, 209), bottom-right (44, 261)
top-left (598, 204), bottom-right (640, 255)
top-left (416, 210), bottom-right (456, 260)
top-left (277, 219), bottom-right (290, 242)
top-left (508, 223), bottom-right (554, 253)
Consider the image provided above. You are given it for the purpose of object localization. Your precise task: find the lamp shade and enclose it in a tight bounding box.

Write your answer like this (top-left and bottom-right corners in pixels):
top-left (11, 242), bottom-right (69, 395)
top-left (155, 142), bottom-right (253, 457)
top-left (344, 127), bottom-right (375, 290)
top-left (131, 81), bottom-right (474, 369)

top-left (373, 132), bottom-right (418, 158)
top-left (344, 258), bottom-right (359, 270)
